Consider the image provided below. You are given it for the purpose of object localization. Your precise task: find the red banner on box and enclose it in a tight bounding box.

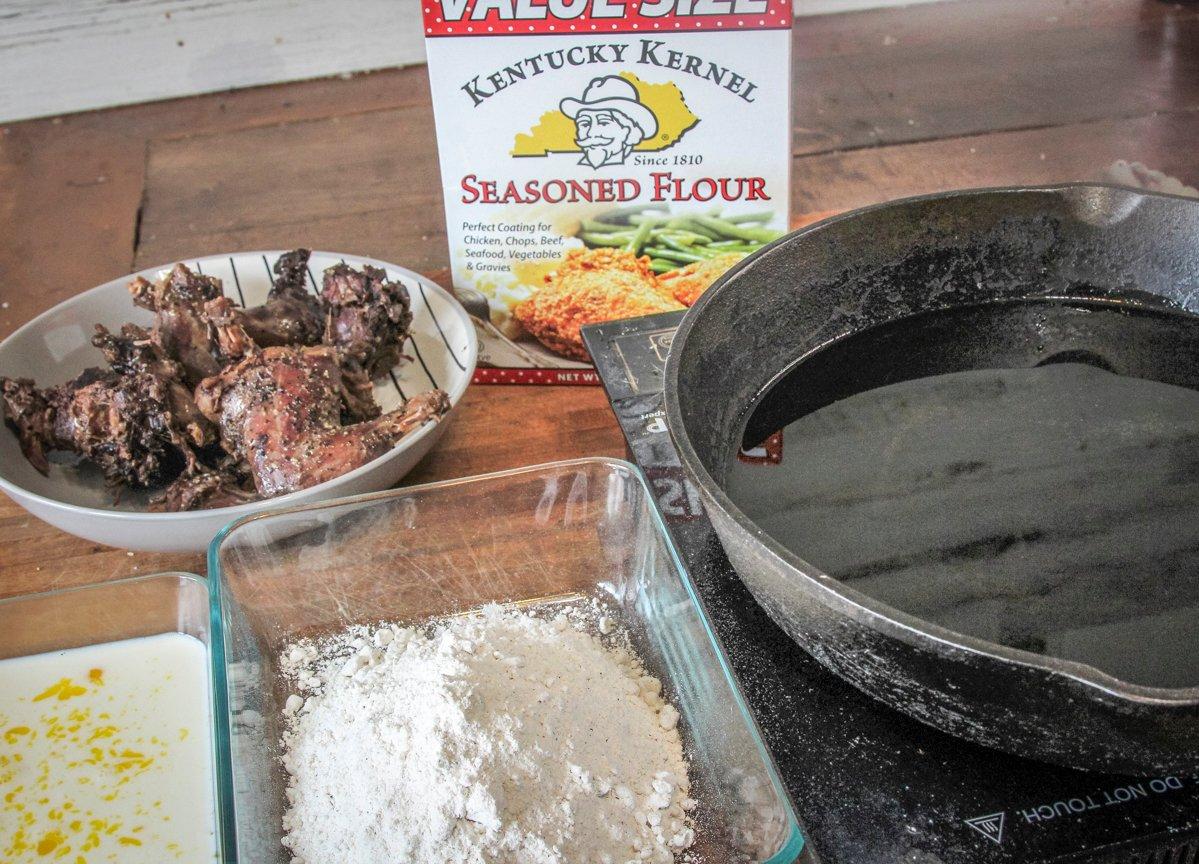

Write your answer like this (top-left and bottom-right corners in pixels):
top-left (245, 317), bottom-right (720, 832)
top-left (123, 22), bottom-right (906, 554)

top-left (422, 0), bottom-right (793, 37)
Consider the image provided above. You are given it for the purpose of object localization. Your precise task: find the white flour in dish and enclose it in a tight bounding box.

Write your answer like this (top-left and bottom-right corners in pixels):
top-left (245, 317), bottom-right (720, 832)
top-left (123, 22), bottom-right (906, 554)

top-left (278, 603), bottom-right (696, 864)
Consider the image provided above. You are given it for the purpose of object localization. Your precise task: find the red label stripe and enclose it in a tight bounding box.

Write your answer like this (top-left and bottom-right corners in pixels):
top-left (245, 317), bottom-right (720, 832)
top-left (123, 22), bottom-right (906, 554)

top-left (473, 367), bottom-right (601, 385)
top-left (423, 0), bottom-right (793, 37)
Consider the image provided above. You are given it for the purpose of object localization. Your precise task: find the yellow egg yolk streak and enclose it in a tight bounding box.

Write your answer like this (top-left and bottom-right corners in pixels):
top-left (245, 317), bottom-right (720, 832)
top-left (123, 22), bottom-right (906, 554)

top-left (1, 671), bottom-right (184, 862)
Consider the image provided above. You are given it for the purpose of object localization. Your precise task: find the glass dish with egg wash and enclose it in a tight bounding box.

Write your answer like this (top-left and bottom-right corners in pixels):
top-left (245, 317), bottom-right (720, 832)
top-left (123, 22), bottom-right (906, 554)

top-left (0, 573), bottom-right (218, 864)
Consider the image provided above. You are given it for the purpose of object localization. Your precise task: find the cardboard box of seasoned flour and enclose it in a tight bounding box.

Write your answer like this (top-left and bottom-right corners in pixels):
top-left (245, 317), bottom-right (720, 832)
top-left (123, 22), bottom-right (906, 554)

top-left (423, 0), bottom-right (792, 384)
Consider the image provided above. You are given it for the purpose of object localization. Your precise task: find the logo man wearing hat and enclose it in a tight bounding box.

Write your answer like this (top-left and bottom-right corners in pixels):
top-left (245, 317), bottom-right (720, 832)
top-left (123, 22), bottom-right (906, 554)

top-left (560, 76), bottom-right (659, 169)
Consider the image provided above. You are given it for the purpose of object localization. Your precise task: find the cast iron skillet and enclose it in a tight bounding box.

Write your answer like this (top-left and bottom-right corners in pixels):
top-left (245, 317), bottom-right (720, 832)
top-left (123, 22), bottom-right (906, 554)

top-left (664, 184), bottom-right (1199, 775)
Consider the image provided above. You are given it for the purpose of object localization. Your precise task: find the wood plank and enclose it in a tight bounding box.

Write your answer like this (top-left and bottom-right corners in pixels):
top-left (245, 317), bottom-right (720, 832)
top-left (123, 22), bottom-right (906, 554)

top-left (404, 385), bottom-right (627, 485)
top-left (792, 110), bottom-right (1199, 214)
top-left (133, 105), bottom-right (446, 272)
top-left (0, 66), bottom-right (429, 341)
top-left (0, 0), bottom-right (427, 123)
top-left (791, 0), bottom-right (1199, 153)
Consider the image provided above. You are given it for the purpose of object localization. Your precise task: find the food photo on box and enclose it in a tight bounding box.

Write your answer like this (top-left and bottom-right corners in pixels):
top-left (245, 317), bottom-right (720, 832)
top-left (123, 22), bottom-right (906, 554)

top-left (2, 1), bottom-right (1199, 864)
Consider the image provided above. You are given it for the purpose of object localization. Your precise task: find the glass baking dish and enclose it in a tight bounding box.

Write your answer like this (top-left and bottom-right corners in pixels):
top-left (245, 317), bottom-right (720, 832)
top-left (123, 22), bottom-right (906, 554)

top-left (208, 457), bottom-right (805, 863)
top-left (0, 572), bottom-right (220, 861)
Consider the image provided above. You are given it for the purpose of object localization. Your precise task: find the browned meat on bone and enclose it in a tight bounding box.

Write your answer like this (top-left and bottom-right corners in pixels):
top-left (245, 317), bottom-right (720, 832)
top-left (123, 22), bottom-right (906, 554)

top-left (150, 466), bottom-right (257, 512)
top-left (208, 294), bottom-right (378, 423)
top-left (2, 321), bottom-right (217, 488)
top-left (92, 323), bottom-right (215, 449)
top-left (195, 346), bottom-right (449, 498)
top-left (321, 263), bottom-right (413, 377)
top-left (274, 247), bottom-right (311, 290)
top-left (338, 359), bottom-right (382, 424)
top-left (236, 248), bottom-right (324, 348)
top-left (202, 296), bottom-right (258, 363)
top-left (93, 322), bottom-right (178, 380)
top-left (2, 367), bottom-right (201, 489)
top-left (129, 263), bottom-right (224, 383)
top-left (130, 253), bottom-right (325, 383)
top-left (1, 377), bottom-right (61, 473)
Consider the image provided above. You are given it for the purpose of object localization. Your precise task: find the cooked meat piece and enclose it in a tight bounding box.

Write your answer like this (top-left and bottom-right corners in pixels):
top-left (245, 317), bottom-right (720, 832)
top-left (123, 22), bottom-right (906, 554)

top-left (11, 367), bottom-right (201, 489)
top-left (150, 467), bottom-right (256, 512)
top-left (1, 377), bottom-right (61, 473)
top-left (92, 323), bottom-right (215, 449)
top-left (273, 247), bottom-right (311, 290)
top-left (657, 252), bottom-right (746, 306)
top-left (237, 248), bottom-right (325, 348)
top-left (129, 263), bottom-right (225, 383)
top-left (195, 345), bottom-right (449, 498)
top-left (337, 359), bottom-right (381, 424)
top-left (129, 253), bottom-right (325, 381)
top-left (3, 322), bottom-right (216, 488)
top-left (94, 322), bottom-right (178, 379)
top-left (321, 263), bottom-right (412, 377)
top-left (205, 295), bottom-right (378, 423)
top-left (60, 369), bottom-right (203, 488)
top-left (513, 248), bottom-right (683, 361)
top-left (203, 296), bottom-right (258, 363)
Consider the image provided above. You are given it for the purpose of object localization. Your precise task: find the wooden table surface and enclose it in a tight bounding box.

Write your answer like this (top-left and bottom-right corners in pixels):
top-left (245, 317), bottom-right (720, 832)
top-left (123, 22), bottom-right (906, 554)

top-left (1, 0), bottom-right (1197, 596)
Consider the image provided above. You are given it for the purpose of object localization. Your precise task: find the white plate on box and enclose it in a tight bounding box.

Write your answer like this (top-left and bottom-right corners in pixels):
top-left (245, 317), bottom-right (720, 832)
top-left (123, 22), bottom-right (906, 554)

top-left (0, 251), bottom-right (477, 552)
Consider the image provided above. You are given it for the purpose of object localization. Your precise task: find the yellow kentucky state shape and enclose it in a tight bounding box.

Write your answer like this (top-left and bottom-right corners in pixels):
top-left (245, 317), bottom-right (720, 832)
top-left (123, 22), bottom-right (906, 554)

top-left (512, 72), bottom-right (699, 157)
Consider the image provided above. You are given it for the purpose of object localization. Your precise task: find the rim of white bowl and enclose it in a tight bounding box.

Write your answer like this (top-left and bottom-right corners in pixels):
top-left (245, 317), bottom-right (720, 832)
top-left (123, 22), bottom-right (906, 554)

top-left (0, 250), bottom-right (478, 521)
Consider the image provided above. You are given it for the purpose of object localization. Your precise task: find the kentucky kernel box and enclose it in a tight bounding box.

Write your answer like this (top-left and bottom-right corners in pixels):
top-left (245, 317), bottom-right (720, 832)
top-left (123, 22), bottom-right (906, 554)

top-left (423, 0), bottom-right (793, 383)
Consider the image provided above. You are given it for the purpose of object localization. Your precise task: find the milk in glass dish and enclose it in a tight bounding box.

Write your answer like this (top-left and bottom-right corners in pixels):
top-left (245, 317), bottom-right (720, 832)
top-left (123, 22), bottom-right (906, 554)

top-left (0, 576), bottom-right (219, 864)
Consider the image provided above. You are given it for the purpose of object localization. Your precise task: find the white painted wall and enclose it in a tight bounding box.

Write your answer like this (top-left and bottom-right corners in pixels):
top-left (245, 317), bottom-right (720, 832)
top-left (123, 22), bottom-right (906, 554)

top-left (0, 0), bottom-right (945, 123)
top-left (0, 0), bottom-right (427, 123)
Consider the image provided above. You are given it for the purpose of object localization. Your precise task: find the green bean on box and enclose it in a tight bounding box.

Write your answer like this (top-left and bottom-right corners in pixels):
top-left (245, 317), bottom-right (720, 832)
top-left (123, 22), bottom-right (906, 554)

top-left (624, 217), bottom-right (660, 255)
top-left (579, 208), bottom-right (782, 271)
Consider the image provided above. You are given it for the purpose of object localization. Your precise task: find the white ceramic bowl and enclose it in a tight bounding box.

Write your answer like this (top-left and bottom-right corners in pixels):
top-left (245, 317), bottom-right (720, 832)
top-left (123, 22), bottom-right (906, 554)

top-left (0, 251), bottom-right (477, 552)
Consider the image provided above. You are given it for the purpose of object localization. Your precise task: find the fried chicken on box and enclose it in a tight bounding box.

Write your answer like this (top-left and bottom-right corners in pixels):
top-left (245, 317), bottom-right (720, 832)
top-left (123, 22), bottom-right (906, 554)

top-left (552, 247), bottom-right (658, 283)
top-left (658, 252), bottom-right (746, 307)
top-left (513, 249), bottom-right (683, 361)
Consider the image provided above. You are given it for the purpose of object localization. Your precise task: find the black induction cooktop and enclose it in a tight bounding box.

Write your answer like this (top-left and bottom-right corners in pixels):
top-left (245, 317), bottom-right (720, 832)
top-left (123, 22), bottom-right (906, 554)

top-left (582, 311), bottom-right (1199, 864)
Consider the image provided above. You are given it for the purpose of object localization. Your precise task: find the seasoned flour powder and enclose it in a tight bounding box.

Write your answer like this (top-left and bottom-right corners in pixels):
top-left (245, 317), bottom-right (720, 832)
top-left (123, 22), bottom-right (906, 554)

top-left (278, 604), bottom-right (696, 864)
